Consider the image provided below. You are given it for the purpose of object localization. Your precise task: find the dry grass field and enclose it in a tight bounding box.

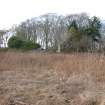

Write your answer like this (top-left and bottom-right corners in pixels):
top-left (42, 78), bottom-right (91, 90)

top-left (0, 51), bottom-right (105, 105)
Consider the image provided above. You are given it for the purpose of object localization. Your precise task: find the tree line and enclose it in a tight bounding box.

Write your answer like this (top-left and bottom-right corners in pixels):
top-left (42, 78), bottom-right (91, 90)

top-left (1, 13), bottom-right (105, 52)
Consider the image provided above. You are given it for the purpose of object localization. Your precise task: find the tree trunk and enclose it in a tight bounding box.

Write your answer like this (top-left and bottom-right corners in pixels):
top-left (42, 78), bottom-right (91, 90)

top-left (57, 44), bottom-right (61, 53)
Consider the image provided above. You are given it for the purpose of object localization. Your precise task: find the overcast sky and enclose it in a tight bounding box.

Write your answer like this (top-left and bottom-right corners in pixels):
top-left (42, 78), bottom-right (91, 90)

top-left (0, 0), bottom-right (105, 29)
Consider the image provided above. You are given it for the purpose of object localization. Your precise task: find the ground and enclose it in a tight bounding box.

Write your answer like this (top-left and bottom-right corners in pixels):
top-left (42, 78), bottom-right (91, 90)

top-left (0, 51), bottom-right (105, 105)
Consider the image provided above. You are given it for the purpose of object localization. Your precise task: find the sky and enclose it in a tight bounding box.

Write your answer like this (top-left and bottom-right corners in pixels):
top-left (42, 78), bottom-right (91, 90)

top-left (0, 0), bottom-right (105, 29)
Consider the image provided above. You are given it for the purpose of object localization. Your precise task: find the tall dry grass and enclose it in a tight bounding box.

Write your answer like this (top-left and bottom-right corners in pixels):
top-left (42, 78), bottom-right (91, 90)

top-left (0, 51), bottom-right (105, 105)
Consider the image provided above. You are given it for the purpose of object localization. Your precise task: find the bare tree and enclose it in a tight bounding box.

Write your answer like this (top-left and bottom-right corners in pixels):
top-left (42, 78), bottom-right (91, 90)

top-left (0, 30), bottom-right (7, 48)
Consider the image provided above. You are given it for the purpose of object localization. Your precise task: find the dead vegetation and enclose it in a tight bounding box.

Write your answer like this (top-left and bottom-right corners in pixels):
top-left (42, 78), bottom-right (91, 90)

top-left (0, 51), bottom-right (105, 105)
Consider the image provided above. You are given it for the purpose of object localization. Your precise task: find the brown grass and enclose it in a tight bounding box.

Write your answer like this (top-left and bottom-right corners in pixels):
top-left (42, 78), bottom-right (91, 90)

top-left (0, 51), bottom-right (105, 105)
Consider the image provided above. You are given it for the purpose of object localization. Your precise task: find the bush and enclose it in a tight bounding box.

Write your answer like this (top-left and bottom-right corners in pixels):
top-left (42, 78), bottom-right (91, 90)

top-left (34, 43), bottom-right (41, 49)
top-left (8, 36), bottom-right (41, 50)
top-left (8, 36), bottom-right (23, 49)
top-left (21, 41), bottom-right (40, 50)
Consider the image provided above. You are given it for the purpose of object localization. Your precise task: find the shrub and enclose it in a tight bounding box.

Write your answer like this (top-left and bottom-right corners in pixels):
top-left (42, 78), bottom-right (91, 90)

top-left (8, 36), bottom-right (41, 50)
top-left (8, 36), bottom-right (23, 49)
top-left (34, 43), bottom-right (41, 49)
top-left (21, 41), bottom-right (40, 50)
